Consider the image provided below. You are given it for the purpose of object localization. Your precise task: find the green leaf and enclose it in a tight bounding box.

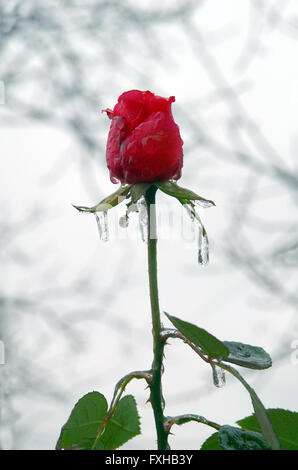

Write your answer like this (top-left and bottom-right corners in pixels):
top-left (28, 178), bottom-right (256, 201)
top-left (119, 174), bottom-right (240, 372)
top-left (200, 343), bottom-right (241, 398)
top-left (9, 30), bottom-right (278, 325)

top-left (218, 425), bottom-right (270, 450)
top-left (130, 182), bottom-right (152, 203)
top-left (201, 432), bottom-right (221, 450)
top-left (222, 341), bottom-right (272, 370)
top-left (220, 365), bottom-right (280, 450)
top-left (155, 181), bottom-right (215, 207)
top-left (57, 391), bottom-right (108, 450)
top-left (73, 185), bottom-right (131, 213)
top-left (164, 312), bottom-right (229, 359)
top-left (100, 395), bottom-right (141, 450)
top-left (56, 392), bottom-right (141, 450)
top-left (238, 409), bottom-right (298, 450)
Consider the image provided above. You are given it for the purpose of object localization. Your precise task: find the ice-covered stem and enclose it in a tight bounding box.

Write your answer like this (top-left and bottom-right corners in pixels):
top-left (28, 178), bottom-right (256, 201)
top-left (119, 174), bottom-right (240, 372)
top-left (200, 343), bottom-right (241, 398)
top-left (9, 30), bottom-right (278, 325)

top-left (145, 186), bottom-right (168, 450)
top-left (164, 414), bottom-right (221, 433)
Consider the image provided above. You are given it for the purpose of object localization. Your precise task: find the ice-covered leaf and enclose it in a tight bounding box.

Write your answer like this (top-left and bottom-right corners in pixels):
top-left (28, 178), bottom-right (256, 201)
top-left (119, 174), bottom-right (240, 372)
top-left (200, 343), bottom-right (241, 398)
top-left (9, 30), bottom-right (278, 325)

top-left (201, 432), bottom-right (221, 450)
top-left (130, 182), bottom-right (152, 203)
top-left (155, 181), bottom-right (215, 206)
top-left (222, 341), bottom-right (272, 370)
top-left (223, 366), bottom-right (280, 449)
top-left (218, 425), bottom-right (270, 450)
top-left (73, 185), bottom-right (131, 213)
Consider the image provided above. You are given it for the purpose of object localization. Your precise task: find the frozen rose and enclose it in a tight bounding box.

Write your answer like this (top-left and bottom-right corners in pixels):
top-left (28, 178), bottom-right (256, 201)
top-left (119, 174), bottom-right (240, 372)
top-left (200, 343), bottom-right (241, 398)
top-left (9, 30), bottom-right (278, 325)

top-left (103, 90), bottom-right (183, 184)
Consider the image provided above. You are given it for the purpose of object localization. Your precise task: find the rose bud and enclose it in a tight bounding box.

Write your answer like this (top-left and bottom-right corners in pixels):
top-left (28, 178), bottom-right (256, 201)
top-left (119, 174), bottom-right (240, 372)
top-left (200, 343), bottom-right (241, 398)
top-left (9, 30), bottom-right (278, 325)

top-left (103, 90), bottom-right (183, 184)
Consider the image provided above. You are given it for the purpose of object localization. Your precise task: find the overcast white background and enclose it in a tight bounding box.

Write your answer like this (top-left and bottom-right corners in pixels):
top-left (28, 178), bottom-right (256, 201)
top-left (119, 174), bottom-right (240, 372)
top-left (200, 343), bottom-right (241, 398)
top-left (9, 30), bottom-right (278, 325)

top-left (0, 0), bottom-right (298, 449)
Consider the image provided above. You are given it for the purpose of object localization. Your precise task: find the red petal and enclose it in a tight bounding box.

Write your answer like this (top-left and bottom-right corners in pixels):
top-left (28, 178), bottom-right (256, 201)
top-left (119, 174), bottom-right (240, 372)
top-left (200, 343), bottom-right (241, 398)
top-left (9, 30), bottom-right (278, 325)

top-left (120, 111), bottom-right (183, 183)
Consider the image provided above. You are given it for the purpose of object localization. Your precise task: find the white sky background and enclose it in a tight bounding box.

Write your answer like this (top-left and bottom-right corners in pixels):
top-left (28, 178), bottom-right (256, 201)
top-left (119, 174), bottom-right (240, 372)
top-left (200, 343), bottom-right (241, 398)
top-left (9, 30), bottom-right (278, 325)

top-left (0, 0), bottom-right (298, 449)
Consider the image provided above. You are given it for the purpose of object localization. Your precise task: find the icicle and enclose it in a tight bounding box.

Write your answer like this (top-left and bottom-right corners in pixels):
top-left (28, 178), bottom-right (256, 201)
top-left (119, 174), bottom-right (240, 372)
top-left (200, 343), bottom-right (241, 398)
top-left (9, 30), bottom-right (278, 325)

top-left (94, 211), bottom-right (109, 241)
top-left (198, 224), bottom-right (209, 266)
top-left (137, 197), bottom-right (148, 243)
top-left (184, 203), bottom-right (195, 222)
top-left (211, 363), bottom-right (226, 388)
top-left (184, 203), bottom-right (209, 265)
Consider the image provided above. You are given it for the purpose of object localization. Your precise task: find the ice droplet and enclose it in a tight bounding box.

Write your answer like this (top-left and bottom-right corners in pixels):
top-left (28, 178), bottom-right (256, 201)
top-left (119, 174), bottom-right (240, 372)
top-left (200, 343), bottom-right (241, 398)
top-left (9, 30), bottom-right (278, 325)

top-left (119, 214), bottom-right (129, 228)
top-left (142, 136), bottom-right (157, 155)
top-left (137, 197), bottom-right (148, 243)
top-left (198, 225), bottom-right (209, 266)
top-left (127, 203), bottom-right (138, 214)
top-left (211, 363), bottom-right (226, 388)
top-left (94, 211), bottom-right (109, 241)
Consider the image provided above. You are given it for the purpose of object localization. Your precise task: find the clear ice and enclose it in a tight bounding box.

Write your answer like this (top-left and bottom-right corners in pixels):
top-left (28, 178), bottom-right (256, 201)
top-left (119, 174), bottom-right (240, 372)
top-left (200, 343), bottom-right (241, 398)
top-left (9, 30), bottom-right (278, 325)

top-left (137, 198), bottom-right (148, 243)
top-left (94, 211), bottom-right (109, 241)
top-left (119, 214), bottom-right (129, 228)
top-left (211, 363), bottom-right (226, 388)
top-left (184, 203), bottom-right (210, 265)
top-left (198, 225), bottom-right (209, 266)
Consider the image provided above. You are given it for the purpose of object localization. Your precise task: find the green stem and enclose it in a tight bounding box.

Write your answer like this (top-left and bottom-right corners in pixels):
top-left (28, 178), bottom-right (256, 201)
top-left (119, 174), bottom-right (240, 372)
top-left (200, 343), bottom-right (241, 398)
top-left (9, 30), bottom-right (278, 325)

top-left (145, 186), bottom-right (168, 450)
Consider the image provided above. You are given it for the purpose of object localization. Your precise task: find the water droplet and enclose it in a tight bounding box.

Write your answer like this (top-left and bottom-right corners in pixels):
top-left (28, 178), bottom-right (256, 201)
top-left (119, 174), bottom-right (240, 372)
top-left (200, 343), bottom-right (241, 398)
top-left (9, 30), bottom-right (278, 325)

top-left (110, 176), bottom-right (119, 184)
top-left (127, 141), bottom-right (138, 155)
top-left (137, 197), bottom-right (148, 243)
top-left (94, 211), bottom-right (109, 241)
top-left (127, 203), bottom-right (138, 214)
top-left (198, 225), bottom-right (209, 266)
top-left (115, 116), bottom-right (126, 130)
top-left (211, 363), bottom-right (226, 388)
top-left (142, 136), bottom-right (157, 155)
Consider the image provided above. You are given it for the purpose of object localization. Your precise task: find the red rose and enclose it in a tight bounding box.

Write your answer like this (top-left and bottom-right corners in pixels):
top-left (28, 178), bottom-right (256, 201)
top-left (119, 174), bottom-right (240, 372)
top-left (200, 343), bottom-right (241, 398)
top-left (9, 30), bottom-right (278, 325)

top-left (103, 90), bottom-right (183, 184)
